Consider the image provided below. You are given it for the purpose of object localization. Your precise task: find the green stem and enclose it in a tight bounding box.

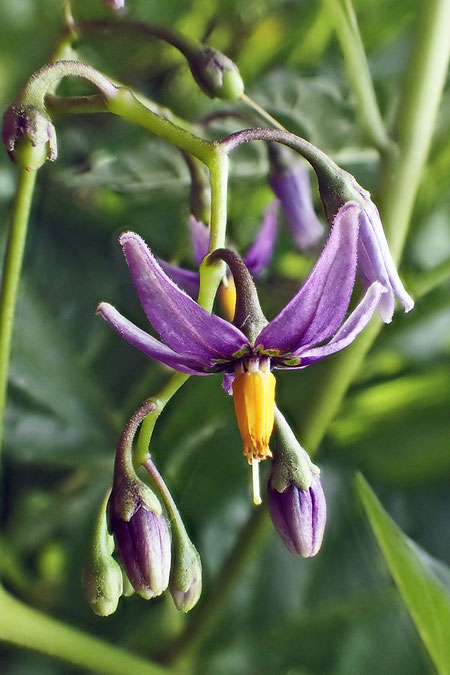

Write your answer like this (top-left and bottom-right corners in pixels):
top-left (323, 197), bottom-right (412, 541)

top-left (324, 0), bottom-right (392, 152)
top-left (301, 0), bottom-right (450, 454)
top-left (378, 0), bottom-right (450, 260)
top-left (106, 87), bottom-right (216, 165)
top-left (0, 585), bottom-right (167, 675)
top-left (0, 166), bottom-right (38, 454)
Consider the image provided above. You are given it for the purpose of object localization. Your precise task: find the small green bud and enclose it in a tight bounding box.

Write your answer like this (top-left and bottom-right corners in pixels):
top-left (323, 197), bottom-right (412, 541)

top-left (189, 47), bottom-right (244, 100)
top-left (170, 536), bottom-right (202, 613)
top-left (82, 491), bottom-right (123, 617)
top-left (2, 104), bottom-right (57, 169)
top-left (81, 551), bottom-right (123, 617)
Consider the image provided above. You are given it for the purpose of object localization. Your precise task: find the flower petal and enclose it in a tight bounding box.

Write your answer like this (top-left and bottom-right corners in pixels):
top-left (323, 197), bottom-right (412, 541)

top-left (188, 216), bottom-right (210, 266)
top-left (157, 258), bottom-right (200, 299)
top-left (295, 282), bottom-right (385, 365)
top-left (256, 202), bottom-right (359, 354)
top-left (358, 201), bottom-right (414, 323)
top-left (243, 200), bottom-right (279, 277)
top-left (120, 232), bottom-right (250, 361)
top-left (97, 302), bottom-right (211, 375)
top-left (270, 162), bottom-right (324, 250)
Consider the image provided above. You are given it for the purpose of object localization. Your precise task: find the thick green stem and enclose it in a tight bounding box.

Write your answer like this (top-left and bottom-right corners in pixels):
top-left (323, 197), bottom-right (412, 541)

top-left (0, 586), bottom-right (167, 675)
top-left (0, 166), bottom-right (38, 454)
top-left (378, 0), bottom-right (450, 260)
top-left (324, 0), bottom-right (392, 152)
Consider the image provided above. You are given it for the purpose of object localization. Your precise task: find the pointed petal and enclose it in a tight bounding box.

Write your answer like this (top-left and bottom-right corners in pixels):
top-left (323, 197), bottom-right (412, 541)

top-left (294, 282), bottom-right (385, 365)
top-left (243, 200), bottom-right (279, 277)
top-left (358, 201), bottom-right (414, 323)
top-left (270, 163), bottom-right (324, 250)
top-left (256, 202), bottom-right (359, 355)
top-left (97, 303), bottom-right (211, 375)
top-left (120, 232), bottom-right (249, 361)
top-left (157, 258), bottom-right (200, 299)
top-left (188, 216), bottom-right (210, 266)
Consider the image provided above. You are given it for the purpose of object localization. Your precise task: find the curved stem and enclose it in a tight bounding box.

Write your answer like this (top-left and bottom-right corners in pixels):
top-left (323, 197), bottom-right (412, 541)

top-left (0, 586), bottom-right (167, 675)
top-left (72, 19), bottom-right (201, 62)
top-left (0, 166), bottom-right (38, 460)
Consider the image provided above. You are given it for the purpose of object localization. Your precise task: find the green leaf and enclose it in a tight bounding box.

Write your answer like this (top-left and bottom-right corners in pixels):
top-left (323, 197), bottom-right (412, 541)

top-left (356, 473), bottom-right (450, 675)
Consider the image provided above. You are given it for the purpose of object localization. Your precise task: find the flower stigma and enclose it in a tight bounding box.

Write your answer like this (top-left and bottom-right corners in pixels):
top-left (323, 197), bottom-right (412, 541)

top-left (232, 357), bottom-right (276, 503)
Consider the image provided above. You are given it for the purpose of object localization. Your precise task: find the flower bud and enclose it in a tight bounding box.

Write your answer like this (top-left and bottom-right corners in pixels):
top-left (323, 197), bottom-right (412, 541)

top-left (189, 47), bottom-right (244, 100)
top-left (170, 539), bottom-right (202, 613)
top-left (104, 0), bottom-right (124, 9)
top-left (2, 104), bottom-right (57, 169)
top-left (267, 472), bottom-right (326, 558)
top-left (108, 487), bottom-right (171, 600)
top-left (81, 552), bottom-right (123, 617)
top-left (81, 490), bottom-right (123, 617)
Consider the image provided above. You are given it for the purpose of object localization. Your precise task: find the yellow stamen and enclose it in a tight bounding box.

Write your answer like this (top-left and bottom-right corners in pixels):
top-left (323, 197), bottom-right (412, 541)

top-left (219, 276), bottom-right (237, 322)
top-left (252, 458), bottom-right (262, 505)
top-left (232, 360), bottom-right (276, 463)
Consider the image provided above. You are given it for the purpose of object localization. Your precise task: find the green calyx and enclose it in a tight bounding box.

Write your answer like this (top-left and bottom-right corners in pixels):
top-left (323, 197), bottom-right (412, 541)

top-left (81, 490), bottom-right (123, 617)
top-left (270, 408), bottom-right (317, 493)
top-left (169, 535), bottom-right (202, 613)
top-left (207, 248), bottom-right (268, 343)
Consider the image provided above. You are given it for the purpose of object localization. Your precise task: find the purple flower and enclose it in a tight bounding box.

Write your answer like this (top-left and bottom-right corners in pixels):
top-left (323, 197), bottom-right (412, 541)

top-left (97, 201), bottom-right (384, 487)
top-left (267, 472), bottom-right (326, 557)
top-left (159, 203), bottom-right (279, 301)
top-left (270, 161), bottom-right (324, 250)
top-left (108, 499), bottom-right (171, 600)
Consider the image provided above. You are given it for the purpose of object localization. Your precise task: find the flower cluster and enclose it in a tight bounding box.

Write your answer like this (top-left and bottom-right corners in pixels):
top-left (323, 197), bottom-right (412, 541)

top-left (89, 139), bottom-right (413, 612)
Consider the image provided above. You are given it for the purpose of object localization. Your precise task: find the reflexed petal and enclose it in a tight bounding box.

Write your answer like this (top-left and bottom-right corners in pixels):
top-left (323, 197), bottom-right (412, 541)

top-left (358, 203), bottom-right (414, 323)
top-left (158, 258), bottom-right (200, 299)
top-left (270, 163), bottom-right (324, 250)
top-left (296, 282), bottom-right (385, 365)
top-left (120, 232), bottom-right (250, 361)
top-left (243, 200), bottom-right (279, 277)
top-left (97, 302), bottom-right (211, 374)
top-left (188, 216), bottom-right (210, 266)
top-left (256, 202), bottom-right (359, 354)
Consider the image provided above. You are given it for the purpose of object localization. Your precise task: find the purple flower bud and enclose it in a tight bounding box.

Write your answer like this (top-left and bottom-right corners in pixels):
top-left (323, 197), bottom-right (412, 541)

top-left (267, 473), bottom-right (326, 558)
top-left (108, 500), bottom-right (171, 600)
top-left (270, 162), bottom-right (324, 251)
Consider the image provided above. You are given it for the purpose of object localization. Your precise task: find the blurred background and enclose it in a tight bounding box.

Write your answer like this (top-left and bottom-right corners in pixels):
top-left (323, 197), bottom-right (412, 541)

top-left (0, 0), bottom-right (449, 673)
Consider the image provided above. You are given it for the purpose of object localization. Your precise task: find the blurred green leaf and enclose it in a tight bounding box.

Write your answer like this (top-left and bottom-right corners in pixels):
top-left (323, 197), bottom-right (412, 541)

top-left (356, 473), bottom-right (450, 675)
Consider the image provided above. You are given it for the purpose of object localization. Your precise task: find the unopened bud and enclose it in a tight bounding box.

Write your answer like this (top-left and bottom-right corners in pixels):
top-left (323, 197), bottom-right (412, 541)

top-left (108, 483), bottom-right (171, 600)
top-left (170, 538), bottom-right (202, 613)
top-left (2, 104), bottom-right (57, 169)
top-left (189, 47), bottom-right (244, 100)
top-left (267, 471), bottom-right (326, 558)
top-left (81, 491), bottom-right (123, 617)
